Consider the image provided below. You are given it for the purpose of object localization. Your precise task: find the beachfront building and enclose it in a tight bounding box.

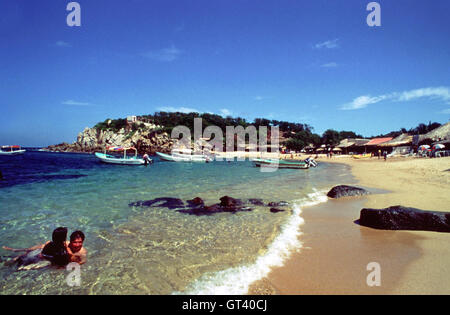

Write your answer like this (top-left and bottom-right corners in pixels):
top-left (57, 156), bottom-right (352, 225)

top-left (419, 122), bottom-right (450, 146)
top-left (379, 134), bottom-right (413, 155)
top-left (127, 116), bottom-right (137, 123)
top-left (336, 138), bottom-right (370, 155)
top-left (303, 144), bottom-right (315, 154)
top-left (364, 137), bottom-right (393, 154)
top-left (332, 147), bottom-right (342, 155)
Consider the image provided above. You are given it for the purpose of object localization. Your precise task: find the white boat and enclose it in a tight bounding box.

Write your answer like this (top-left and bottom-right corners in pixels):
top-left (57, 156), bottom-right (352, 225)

top-left (156, 149), bottom-right (210, 163)
top-left (94, 146), bottom-right (151, 165)
top-left (253, 158), bottom-right (310, 169)
top-left (0, 145), bottom-right (26, 155)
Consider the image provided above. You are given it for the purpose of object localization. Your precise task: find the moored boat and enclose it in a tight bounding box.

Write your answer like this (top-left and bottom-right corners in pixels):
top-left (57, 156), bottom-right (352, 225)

top-left (252, 158), bottom-right (310, 169)
top-left (352, 153), bottom-right (372, 159)
top-left (0, 145), bottom-right (26, 155)
top-left (156, 149), bottom-right (210, 163)
top-left (94, 146), bottom-right (151, 165)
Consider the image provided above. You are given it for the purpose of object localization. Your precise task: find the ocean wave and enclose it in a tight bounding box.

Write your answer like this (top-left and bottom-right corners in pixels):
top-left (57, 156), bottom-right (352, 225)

top-left (173, 189), bottom-right (329, 295)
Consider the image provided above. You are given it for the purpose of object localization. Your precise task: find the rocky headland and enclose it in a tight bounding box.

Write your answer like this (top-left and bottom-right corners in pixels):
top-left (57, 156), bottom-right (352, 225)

top-left (45, 119), bottom-right (174, 155)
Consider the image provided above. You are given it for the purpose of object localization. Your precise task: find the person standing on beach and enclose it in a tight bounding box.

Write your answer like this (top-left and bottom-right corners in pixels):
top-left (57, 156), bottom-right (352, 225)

top-left (383, 151), bottom-right (387, 161)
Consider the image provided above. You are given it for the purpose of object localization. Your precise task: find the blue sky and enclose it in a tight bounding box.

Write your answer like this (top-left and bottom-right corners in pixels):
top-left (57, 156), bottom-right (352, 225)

top-left (1, 0), bottom-right (449, 146)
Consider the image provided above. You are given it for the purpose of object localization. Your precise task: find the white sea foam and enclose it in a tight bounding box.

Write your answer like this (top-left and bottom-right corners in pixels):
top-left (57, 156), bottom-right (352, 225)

top-left (174, 189), bottom-right (329, 295)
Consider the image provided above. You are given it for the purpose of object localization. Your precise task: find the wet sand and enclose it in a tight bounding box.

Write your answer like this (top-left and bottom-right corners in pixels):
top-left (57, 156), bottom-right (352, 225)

top-left (250, 156), bottom-right (450, 294)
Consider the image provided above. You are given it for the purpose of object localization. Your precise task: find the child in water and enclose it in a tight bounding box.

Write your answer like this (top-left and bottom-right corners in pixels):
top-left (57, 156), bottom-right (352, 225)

top-left (2, 228), bottom-right (87, 270)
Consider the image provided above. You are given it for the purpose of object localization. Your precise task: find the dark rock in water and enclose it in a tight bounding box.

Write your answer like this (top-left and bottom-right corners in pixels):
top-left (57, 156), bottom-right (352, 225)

top-left (178, 204), bottom-right (223, 216)
top-left (129, 197), bottom-right (185, 209)
top-left (186, 197), bottom-right (205, 207)
top-left (358, 206), bottom-right (450, 232)
top-left (219, 196), bottom-right (243, 208)
top-left (131, 195), bottom-right (256, 216)
top-left (179, 196), bottom-right (252, 216)
top-left (247, 198), bottom-right (265, 206)
top-left (327, 185), bottom-right (369, 199)
top-left (270, 208), bottom-right (286, 213)
top-left (267, 201), bottom-right (289, 207)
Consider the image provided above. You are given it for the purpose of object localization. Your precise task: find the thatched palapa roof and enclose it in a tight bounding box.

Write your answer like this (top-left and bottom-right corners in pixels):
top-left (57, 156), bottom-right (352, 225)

top-left (337, 138), bottom-right (370, 148)
top-left (419, 122), bottom-right (450, 143)
top-left (365, 137), bottom-right (393, 146)
top-left (379, 134), bottom-right (413, 147)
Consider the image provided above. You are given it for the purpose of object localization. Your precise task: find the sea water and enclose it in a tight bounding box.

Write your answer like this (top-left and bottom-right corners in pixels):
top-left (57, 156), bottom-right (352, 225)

top-left (0, 151), bottom-right (353, 294)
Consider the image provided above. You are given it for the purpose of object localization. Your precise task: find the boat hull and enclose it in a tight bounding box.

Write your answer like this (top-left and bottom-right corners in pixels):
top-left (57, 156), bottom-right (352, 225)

top-left (352, 154), bottom-right (372, 159)
top-left (156, 152), bottom-right (208, 162)
top-left (0, 150), bottom-right (26, 155)
top-left (94, 152), bottom-right (146, 165)
top-left (252, 159), bottom-right (310, 169)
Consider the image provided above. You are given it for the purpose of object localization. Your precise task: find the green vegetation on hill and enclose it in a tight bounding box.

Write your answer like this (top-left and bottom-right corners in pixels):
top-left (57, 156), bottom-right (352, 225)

top-left (94, 118), bottom-right (128, 132)
top-left (92, 112), bottom-right (443, 151)
top-left (373, 121), bottom-right (442, 138)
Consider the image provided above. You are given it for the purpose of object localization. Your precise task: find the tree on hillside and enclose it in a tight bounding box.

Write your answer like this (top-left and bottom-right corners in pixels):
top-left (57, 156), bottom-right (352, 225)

top-left (321, 129), bottom-right (340, 146)
top-left (338, 131), bottom-right (362, 140)
top-left (284, 130), bottom-right (321, 151)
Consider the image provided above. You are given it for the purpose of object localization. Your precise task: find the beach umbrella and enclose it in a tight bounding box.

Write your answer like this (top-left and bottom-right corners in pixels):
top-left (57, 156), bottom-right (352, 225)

top-left (433, 144), bottom-right (445, 150)
top-left (419, 145), bottom-right (430, 150)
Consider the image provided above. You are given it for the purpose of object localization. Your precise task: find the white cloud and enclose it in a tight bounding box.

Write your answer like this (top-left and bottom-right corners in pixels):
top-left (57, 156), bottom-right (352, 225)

top-left (141, 46), bottom-right (182, 62)
top-left (314, 39), bottom-right (339, 49)
top-left (55, 41), bottom-right (72, 48)
top-left (62, 100), bottom-right (92, 106)
top-left (219, 108), bottom-right (232, 116)
top-left (340, 86), bottom-right (450, 110)
top-left (320, 62), bottom-right (338, 68)
top-left (157, 106), bottom-right (200, 113)
top-left (397, 87), bottom-right (450, 102)
top-left (341, 95), bottom-right (388, 110)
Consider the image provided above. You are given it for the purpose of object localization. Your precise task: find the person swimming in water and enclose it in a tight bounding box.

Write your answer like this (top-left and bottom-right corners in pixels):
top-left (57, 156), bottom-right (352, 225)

top-left (2, 227), bottom-right (87, 270)
top-left (41, 227), bottom-right (70, 267)
top-left (66, 230), bottom-right (87, 265)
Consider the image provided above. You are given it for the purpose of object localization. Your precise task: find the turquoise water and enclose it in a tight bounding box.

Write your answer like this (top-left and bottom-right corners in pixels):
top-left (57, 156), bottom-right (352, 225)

top-left (0, 151), bottom-right (352, 294)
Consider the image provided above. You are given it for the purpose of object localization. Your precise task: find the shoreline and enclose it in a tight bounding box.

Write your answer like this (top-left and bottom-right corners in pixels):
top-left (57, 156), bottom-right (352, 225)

top-left (250, 156), bottom-right (450, 294)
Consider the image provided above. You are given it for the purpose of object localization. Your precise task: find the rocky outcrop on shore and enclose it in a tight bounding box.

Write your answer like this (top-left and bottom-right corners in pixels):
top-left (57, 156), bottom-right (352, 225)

top-left (358, 206), bottom-right (450, 232)
top-left (327, 185), bottom-right (370, 198)
top-left (46, 126), bottom-right (174, 155)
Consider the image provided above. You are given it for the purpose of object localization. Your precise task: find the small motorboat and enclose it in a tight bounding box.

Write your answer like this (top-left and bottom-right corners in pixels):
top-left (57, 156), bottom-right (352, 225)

top-left (156, 149), bottom-right (210, 163)
top-left (0, 145), bottom-right (26, 155)
top-left (95, 146), bottom-right (152, 165)
top-left (253, 158), bottom-right (310, 169)
top-left (352, 153), bottom-right (372, 159)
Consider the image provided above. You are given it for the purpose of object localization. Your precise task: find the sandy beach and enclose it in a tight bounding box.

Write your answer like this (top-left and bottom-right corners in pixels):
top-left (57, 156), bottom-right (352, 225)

top-left (250, 155), bottom-right (450, 294)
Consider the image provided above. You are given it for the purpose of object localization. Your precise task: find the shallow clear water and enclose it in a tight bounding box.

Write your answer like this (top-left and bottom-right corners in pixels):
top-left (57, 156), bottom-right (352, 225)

top-left (0, 151), bottom-right (352, 294)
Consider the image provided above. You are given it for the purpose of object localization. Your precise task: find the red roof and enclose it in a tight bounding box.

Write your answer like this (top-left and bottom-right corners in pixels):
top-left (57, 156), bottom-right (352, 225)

top-left (365, 137), bottom-right (393, 146)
